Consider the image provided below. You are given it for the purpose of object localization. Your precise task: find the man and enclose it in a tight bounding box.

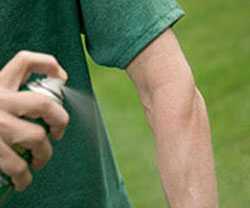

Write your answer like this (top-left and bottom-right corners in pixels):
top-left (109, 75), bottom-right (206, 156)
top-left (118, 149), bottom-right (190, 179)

top-left (0, 0), bottom-right (218, 207)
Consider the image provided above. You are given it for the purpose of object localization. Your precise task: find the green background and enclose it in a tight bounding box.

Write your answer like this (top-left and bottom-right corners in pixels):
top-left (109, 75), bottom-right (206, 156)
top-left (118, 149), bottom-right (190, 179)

top-left (86, 0), bottom-right (250, 207)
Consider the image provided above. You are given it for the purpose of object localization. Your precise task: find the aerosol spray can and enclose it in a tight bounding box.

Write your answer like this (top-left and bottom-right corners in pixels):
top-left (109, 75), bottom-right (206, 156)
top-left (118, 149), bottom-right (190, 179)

top-left (0, 77), bottom-right (65, 206)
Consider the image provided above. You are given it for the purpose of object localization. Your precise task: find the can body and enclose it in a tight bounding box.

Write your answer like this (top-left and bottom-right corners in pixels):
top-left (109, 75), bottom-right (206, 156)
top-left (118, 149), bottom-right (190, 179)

top-left (0, 78), bottom-right (64, 206)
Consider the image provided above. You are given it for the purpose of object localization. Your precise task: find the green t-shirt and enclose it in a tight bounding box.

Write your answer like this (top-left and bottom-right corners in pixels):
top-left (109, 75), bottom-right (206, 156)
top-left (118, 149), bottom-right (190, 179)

top-left (0, 1), bottom-right (184, 207)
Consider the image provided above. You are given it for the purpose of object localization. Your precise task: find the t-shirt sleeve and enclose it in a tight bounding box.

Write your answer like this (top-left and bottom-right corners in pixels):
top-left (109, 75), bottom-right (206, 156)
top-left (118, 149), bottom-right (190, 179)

top-left (79, 0), bottom-right (185, 69)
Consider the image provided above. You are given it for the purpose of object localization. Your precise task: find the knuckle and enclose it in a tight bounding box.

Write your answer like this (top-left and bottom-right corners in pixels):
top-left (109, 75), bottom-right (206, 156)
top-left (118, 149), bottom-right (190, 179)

top-left (16, 50), bottom-right (30, 64)
top-left (61, 113), bottom-right (70, 128)
top-left (13, 161), bottom-right (28, 176)
top-left (37, 94), bottom-right (53, 110)
top-left (47, 55), bottom-right (59, 67)
top-left (32, 127), bottom-right (47, 144)
top-left (16, 50), bottom-right (30, 58)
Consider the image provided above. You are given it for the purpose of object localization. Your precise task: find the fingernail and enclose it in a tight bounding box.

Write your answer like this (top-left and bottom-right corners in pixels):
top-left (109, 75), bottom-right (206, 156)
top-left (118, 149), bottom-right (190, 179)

top-left (32, 159), bottom-right (44, 170)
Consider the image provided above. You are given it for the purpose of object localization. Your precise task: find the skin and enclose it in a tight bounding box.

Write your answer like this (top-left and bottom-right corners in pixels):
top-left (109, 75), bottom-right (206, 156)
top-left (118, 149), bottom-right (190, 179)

top-left (0, 29), bottom-right (218, 207)
top-left (127, 29), bottom-right (218, 207)
top-left (0, 51), bottom-right (69, 192)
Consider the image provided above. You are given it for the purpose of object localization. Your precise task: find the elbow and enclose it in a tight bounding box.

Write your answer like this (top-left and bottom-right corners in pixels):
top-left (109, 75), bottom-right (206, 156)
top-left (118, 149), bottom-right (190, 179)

top-left (172, 87), bottom-right (208, 129)
top-left (145, 82), bottom-right (208, 129)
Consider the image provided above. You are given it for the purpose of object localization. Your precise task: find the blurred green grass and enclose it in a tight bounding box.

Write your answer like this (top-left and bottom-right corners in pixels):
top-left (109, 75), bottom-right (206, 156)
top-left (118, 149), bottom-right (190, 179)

top-left (85, 1), bottom-right (250, 207)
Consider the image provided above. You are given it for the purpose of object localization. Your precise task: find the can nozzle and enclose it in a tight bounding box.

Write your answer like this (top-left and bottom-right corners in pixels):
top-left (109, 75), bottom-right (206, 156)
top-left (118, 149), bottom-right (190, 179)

top-left (27, 77), bottom-right (66, 104)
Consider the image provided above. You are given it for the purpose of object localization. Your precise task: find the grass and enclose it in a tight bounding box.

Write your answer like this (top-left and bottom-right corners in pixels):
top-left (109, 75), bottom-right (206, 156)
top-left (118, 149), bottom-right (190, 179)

top-left (86, 0), bottom-right (250, 207)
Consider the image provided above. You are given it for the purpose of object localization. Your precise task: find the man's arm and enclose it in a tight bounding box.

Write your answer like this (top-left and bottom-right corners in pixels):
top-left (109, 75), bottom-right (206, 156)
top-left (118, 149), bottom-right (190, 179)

top-left (126, 29), bottom-right (218, 208)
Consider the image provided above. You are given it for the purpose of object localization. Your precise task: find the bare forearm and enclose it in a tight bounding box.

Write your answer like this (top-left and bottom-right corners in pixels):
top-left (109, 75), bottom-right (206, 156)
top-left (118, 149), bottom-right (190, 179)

top-left (145, 87), bottom-right (218, 208)
top-left (127, 29), bottom-right (218, 207)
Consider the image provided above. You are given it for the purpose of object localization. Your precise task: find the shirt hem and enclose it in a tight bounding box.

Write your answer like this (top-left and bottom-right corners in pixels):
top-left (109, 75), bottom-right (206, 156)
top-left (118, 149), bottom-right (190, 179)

top-left (114, 6), bottom-right (185, 69)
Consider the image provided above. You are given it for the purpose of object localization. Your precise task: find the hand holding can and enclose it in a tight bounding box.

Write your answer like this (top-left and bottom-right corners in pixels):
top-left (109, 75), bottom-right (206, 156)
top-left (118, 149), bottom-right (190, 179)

top-left (0, 51), bottom-right (69, 202)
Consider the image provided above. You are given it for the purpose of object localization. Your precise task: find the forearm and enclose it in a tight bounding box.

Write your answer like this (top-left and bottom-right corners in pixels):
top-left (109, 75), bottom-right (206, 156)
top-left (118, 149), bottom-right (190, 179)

top-left (127, 29), bottom-right (218, 208)
top-left (144, 86), bottom-right (218, 208)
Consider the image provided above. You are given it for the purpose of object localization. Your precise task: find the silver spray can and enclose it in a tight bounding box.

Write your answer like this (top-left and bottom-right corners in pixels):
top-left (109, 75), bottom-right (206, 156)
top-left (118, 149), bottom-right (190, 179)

top-left (0, 77), bottom-right (65, 206)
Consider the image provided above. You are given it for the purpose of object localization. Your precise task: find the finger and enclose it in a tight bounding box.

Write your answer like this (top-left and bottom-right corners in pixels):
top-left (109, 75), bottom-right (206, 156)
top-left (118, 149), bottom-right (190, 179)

top-left (0, 51), bottom-right (68, 90)
top-left (0, 91), bottom-right (69, 139)
top-left (0, 111), bottom-right (53, 168)
top-left (32, 159), bottom-right (46, 171)
top-left (0, 139), bottom-right (32, 192)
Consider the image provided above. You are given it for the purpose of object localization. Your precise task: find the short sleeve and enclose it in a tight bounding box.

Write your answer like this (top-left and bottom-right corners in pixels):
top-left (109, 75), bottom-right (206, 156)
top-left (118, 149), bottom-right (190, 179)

top-left (79, 0), bottom-right (184, 69)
